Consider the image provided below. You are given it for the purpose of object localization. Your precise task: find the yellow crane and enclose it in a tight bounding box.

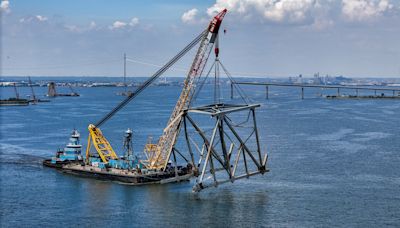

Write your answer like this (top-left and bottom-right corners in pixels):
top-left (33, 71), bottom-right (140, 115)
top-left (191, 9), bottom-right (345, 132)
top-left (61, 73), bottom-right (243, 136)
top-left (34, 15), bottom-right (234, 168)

top-left (85, 124), bottom-right (119, 164)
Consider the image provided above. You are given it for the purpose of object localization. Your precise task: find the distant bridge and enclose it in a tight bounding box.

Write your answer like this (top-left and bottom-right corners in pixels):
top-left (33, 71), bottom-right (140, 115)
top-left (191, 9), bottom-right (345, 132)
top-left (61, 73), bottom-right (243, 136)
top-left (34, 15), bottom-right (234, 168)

top-left (231, 82), bottom-right (400, 99)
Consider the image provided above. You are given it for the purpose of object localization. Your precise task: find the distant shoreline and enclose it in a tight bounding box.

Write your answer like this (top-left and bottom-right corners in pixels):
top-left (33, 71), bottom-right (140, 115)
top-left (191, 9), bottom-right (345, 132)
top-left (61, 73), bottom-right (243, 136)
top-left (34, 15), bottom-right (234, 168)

top-left (1, 75), bottom-right (400, 79)
top-left (1, 75), bottom-right (400, 88)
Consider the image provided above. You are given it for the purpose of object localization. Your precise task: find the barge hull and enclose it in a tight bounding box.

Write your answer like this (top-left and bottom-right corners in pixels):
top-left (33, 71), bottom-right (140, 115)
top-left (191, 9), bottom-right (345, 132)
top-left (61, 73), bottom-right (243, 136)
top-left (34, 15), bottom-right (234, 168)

top-left (42, 159), bottom-right (83, 169)
top-left (61, 166), bottom-right (192, 185)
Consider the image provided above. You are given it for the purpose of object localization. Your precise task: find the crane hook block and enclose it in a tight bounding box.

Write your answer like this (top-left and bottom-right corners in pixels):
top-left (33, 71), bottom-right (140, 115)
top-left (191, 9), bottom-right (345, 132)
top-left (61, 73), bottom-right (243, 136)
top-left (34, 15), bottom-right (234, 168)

top-left (208, 9), bottom-right (227, 43)
top-left (215, 47), bottom-right (219, 57)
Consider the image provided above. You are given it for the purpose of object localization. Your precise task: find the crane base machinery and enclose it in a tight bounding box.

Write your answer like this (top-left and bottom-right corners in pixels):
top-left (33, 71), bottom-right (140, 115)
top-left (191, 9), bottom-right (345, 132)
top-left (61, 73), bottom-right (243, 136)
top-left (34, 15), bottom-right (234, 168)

top-left (44, 128), bottom-right (193, 185)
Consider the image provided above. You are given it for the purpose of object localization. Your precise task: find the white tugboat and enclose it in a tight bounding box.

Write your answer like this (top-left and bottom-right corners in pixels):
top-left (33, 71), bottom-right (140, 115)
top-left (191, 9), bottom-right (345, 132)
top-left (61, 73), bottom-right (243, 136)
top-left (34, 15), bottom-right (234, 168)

top-left (43, 129), bottom-right (84, 168)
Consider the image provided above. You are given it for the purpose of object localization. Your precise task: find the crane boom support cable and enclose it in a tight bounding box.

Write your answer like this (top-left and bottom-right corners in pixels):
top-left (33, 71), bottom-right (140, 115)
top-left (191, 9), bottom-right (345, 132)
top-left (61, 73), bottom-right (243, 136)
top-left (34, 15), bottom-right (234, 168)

top-left (94, 29), bottom-right (208, 128)
top-left (125, 58), bottom-right (187, 72)
top-left (219, 61), bottom-right (251, 104)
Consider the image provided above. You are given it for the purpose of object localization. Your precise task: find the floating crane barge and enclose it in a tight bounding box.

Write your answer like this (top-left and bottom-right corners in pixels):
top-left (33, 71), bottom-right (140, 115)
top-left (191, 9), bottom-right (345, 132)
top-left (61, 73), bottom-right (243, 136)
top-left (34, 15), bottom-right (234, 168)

top-left (43, 9), bottom-right (269, 191)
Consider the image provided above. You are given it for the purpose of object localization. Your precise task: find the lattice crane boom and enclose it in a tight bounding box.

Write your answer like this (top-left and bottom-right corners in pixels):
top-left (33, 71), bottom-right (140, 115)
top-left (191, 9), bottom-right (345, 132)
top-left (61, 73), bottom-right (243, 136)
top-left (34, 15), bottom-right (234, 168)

top-left (147, 9), bottom-right (228, 170)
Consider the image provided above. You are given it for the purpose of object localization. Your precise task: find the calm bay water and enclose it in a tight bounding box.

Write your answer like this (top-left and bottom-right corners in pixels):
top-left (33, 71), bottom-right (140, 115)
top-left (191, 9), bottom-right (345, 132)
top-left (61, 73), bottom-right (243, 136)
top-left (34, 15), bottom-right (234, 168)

top-left (1, 79), bottom-right (399, 227)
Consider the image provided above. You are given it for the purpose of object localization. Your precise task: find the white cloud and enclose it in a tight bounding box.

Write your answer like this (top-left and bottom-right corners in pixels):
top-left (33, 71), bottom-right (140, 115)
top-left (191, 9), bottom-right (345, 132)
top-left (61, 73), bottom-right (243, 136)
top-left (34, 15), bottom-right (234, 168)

top-left (205, 0), bottom-right (397, 25)
top-left (111, 20), bottom-right (127, 29)
top-left (36, 15), bottom-right (48, 21)
top-left (65, 25), bottom-right (79, 32)
top-left (207, 0), bottom-right (318, 23)
top-left (129, 17), bottom-right (139, 27)
top-left (312, 18), bottom-right (334, 29)
top-left (110, 17), bottom-right (140, 30)
top-left (342, 0), bottom-right (393, 21)
top-left (19, 15), bottom-right (48, 23)
top-left (1, 0), bottom-right (10, 13)
top-left (89, 21), bottom-right (97, 29)
top-left (64, 21), bottom-right (97, 33)
top-left (182, 8), bottom-right (199, 24)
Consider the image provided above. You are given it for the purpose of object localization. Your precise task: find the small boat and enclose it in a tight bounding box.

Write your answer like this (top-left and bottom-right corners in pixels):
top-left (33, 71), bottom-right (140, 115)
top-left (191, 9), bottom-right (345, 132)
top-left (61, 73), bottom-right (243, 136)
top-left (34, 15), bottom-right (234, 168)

top-left (0, 82), bottom-right (30, 106)
top-left (43, 130), bottom-right (84, 168)
top-left (0, 98), bottom-right (29, 106)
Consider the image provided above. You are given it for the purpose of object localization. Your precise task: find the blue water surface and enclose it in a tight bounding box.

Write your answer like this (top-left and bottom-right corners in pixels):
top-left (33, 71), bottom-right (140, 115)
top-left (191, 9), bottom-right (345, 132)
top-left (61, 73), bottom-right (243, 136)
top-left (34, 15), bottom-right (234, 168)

top-left (1, 79), bottom-right (399, 227)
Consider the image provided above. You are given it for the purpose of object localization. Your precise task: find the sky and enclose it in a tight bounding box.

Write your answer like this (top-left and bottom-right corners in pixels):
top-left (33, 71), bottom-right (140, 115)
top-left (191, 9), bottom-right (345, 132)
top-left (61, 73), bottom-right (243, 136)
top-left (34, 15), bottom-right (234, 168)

top-left (1, 0), bottom-right (399, 78)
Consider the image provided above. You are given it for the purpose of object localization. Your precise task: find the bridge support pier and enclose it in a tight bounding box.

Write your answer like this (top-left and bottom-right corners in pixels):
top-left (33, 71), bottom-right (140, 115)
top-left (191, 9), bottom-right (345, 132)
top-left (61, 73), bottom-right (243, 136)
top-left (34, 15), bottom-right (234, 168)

top-left (230, 83), bottom-right (233, 99)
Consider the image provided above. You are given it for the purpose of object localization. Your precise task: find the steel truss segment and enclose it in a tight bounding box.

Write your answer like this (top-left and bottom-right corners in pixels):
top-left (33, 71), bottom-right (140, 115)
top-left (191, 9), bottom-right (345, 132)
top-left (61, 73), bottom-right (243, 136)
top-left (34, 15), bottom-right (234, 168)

top-left (206, 120), bottom-right (221, 185)
top-left (218, 118), bottom-right (232, 179)
top-left (187, 103), bottom-right (260, 116)
top-left (183, 117), bottom-right (196, 173)
top-left (252, 109), bottom-right (263, 163)
top-left (185, 116), bottom-right (229, 186)
top-left (196, 170), bottom-right (265, 191)
top-left (184, 103), bottom-right (269, 192)
top-left (185, 116), bottom-right (226, 181)
top-left (223, 116), bottom-right (262, 169)
top-left (232, 146), bottom-right (242, 177)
